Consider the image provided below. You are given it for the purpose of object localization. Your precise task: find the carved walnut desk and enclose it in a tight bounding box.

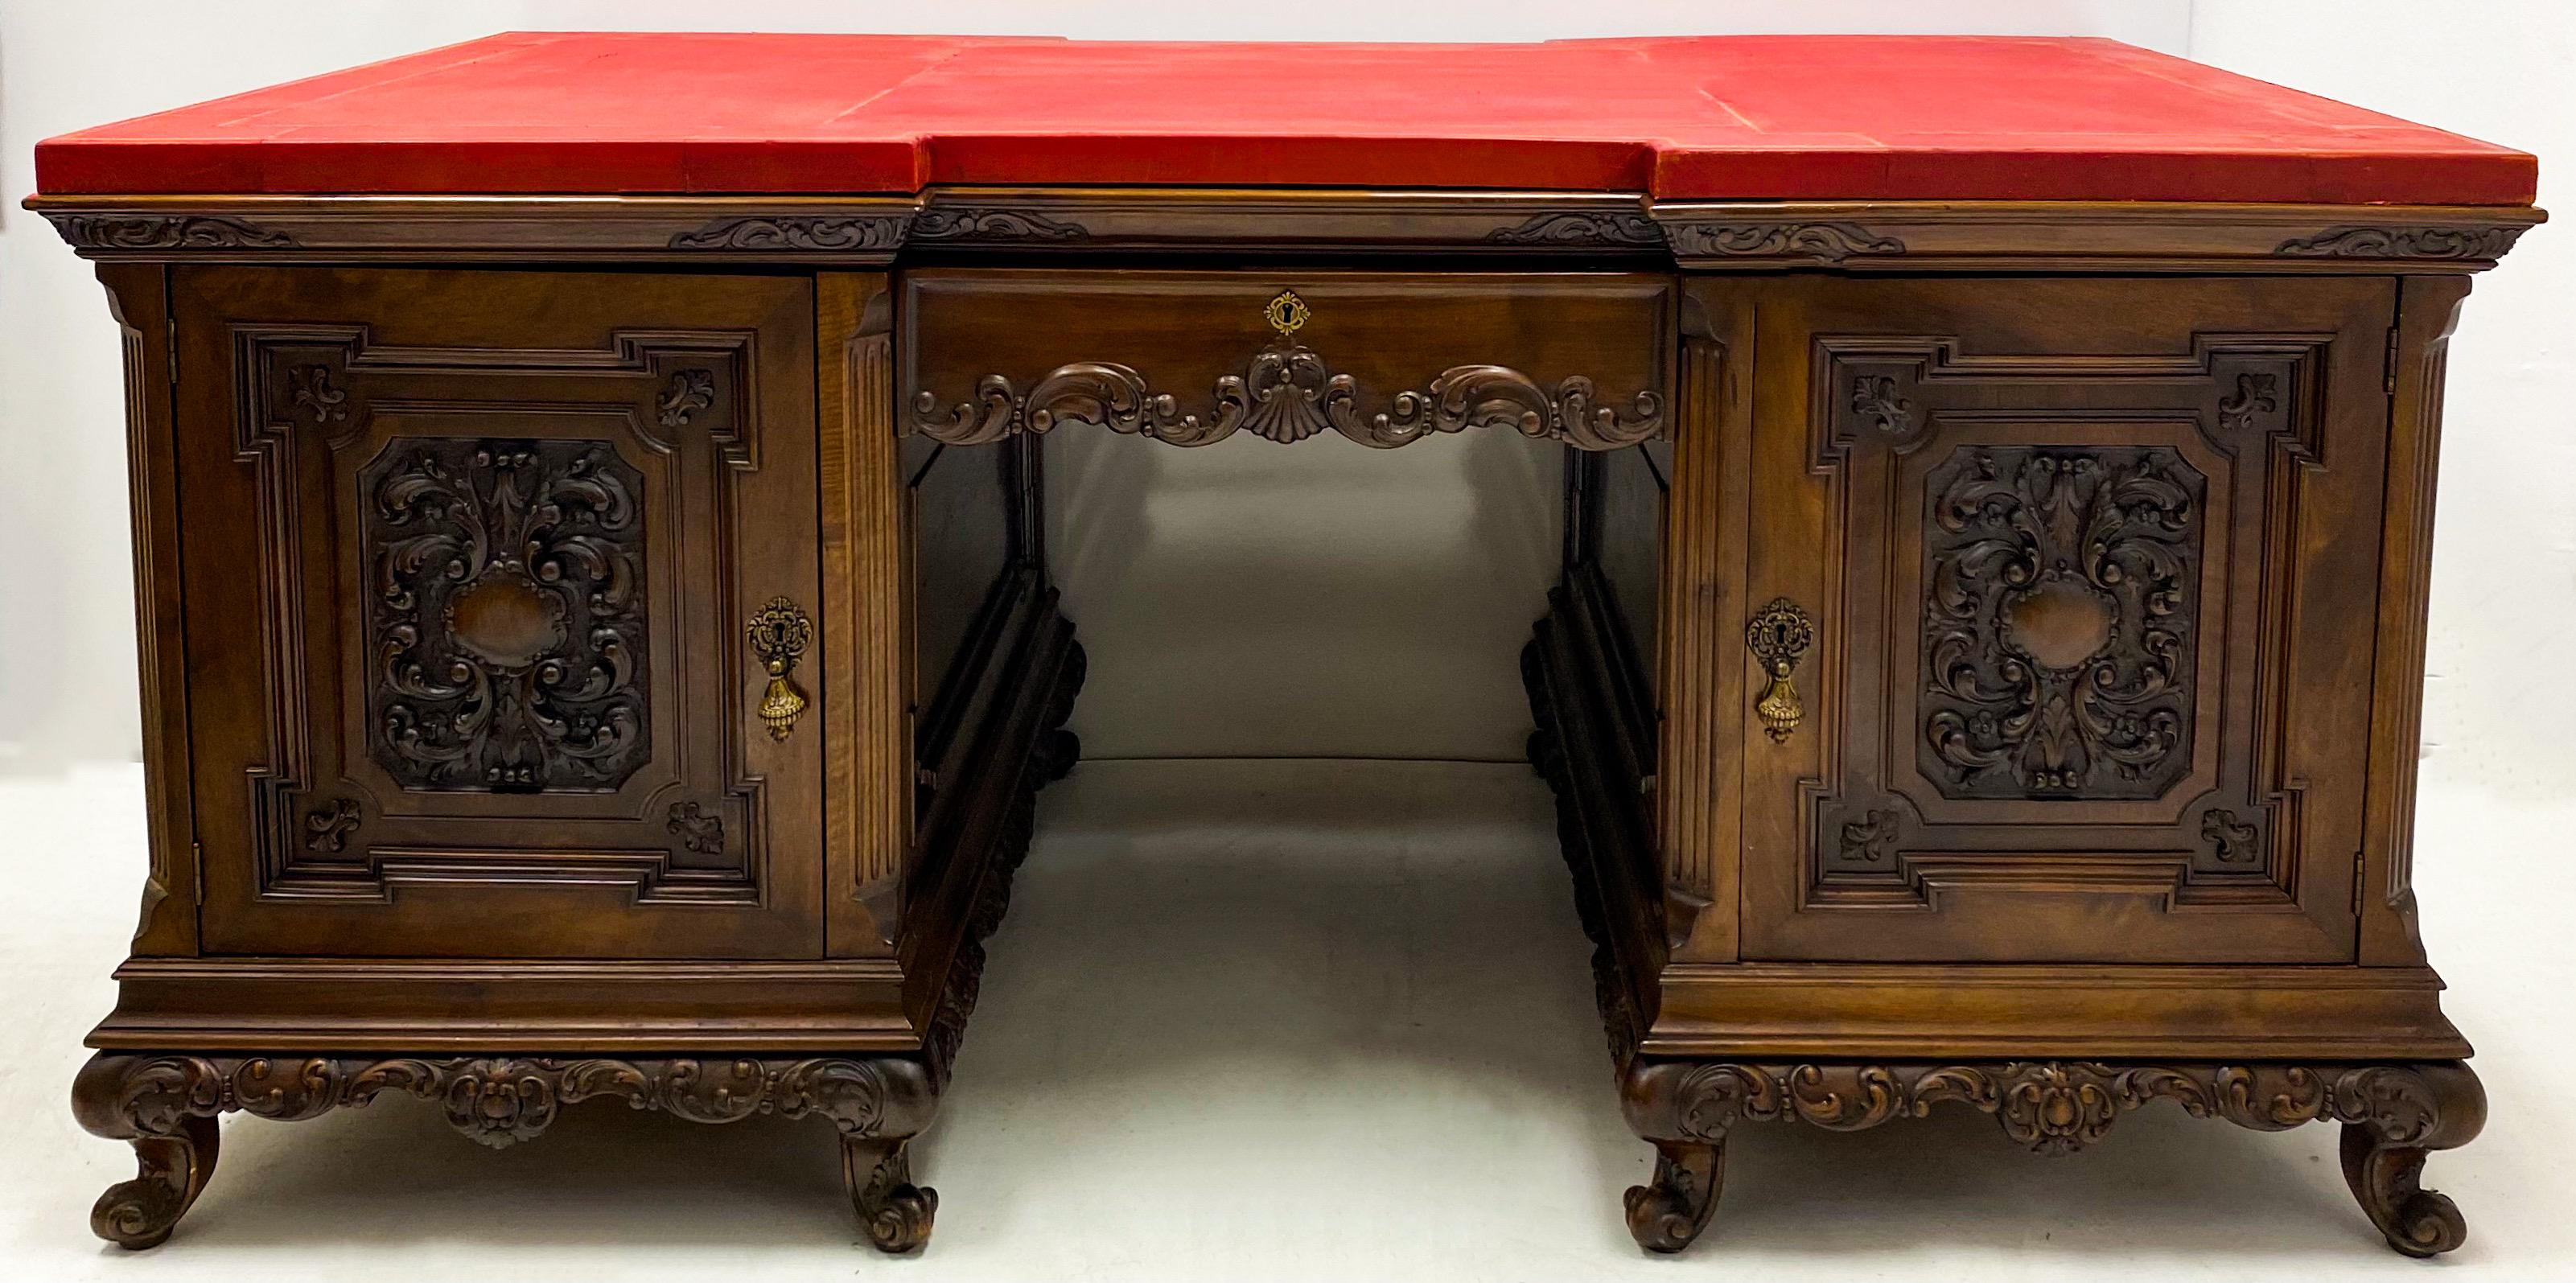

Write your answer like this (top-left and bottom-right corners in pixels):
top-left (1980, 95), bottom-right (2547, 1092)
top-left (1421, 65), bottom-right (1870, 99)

top-left (31, 31), bottom-right (2539, 1258)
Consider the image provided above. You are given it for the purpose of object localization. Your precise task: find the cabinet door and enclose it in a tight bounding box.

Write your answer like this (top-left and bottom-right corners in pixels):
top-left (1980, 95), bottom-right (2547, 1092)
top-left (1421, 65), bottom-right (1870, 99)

top-left (1737, 277), bottom-right (2390, 964)
top-left (175, 268), bottom-right (821, 957)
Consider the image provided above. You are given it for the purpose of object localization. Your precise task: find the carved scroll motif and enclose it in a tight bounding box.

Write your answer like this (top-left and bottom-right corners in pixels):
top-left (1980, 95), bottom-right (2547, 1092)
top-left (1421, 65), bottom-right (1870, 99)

top-left (364, 438), bottom-right (650, 792)
top-left (2275, 226), bottom-right (2525, 260)
top-left (1919, 444), bottom-right (2204, 800)
top-left (1665, 221), bottom-right (1905, 261)
top-left (47, 214), bottom-right (297, 250)
top-left (911, 344), bottom-right (1662, 451)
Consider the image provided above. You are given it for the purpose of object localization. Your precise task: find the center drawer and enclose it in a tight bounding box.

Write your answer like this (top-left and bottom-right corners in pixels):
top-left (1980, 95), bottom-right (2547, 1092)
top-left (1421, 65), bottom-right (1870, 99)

top-left (900, 269), bottom-right (1677, 450)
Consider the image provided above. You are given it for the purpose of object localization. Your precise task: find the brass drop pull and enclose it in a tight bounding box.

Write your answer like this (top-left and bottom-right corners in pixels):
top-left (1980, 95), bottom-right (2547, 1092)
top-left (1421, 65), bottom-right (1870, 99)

top-left (746, 596), bottom-right (813, 741)
top-left (1746, 598), bottom-right (1814, 743)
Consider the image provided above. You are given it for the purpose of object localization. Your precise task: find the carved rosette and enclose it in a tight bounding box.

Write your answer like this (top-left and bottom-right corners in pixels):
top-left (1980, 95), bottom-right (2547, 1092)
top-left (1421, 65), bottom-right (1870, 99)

top-left (72, 1053), bottom-right (943, 1251)
top-left (1619, 1059), bottom-right (2484, 1256)
top-left (364, 438), bottom-right (650, 792)
top-left (1919, 444), bottom-right (2203, 800)
top-left (911, 344), bottom-right (1661, 451)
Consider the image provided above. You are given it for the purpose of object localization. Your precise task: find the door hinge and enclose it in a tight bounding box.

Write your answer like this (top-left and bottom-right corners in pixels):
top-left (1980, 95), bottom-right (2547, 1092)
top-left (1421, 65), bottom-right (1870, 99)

top-left (2385, 324), bottom-right (2401, 397)
top-left (2353, 853), bottom-right (2368, 916)
top-left (168, 337), bottom-right (180, 391)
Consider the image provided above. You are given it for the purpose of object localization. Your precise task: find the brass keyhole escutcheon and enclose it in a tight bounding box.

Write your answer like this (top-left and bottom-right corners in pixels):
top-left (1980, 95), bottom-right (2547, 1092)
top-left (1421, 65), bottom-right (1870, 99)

top-left (1746, 597), bottom-right (1814, 743)
top-left (1264, 289), bottom-right (1310, 339)
top-left (746, 596), bottom-right (813, 741)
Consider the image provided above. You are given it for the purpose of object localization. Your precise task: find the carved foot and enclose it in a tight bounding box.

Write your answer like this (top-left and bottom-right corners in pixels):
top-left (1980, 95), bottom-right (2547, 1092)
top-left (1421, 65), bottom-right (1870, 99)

top-left (93, 1113), bottom-right (220, 1249)
top-left (1618, 1057), bottom-right (2488, 1256)
top-left (68, 1051), bottom-right (944, 1251)
top-left (72, 1054), bottom-right (223, 1249)
top-left (1623, 1139), bottom-right (1723, 1253)
top-left (2335, 1062), bottom-right (2483, 1257)
top-left (842, 1135), bottom-right (937, 1253)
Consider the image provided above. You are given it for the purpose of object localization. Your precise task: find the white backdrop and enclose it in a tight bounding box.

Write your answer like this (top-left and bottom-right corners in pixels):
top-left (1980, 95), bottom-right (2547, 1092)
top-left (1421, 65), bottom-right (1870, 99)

top-left (5, 2), bottom-right (2563, 787)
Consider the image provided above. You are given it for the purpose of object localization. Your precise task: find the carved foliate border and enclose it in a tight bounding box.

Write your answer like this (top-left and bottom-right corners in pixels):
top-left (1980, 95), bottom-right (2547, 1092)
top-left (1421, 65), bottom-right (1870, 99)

top-left (1617, 1057), bottom-right (2485, 1256)
top-left (76, 1052), bottom-right (936, 1149)
top-left (910, 343), bottom-right (1663, 451)
top-left (1626, 1059), bottom-right (2464, 1154)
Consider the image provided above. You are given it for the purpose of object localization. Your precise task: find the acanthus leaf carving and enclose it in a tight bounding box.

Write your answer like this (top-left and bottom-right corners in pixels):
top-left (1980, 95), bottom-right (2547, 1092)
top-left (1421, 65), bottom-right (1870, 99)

top-left (289, 364), bottom-right (349, 425)
top-left (911, 343), bottom-right (1662, 451)
top-left (1919, 444), bottom-right (2203, 800)
top-left (2217, 372), bottom-right (2280, 434)
top-left (1836, 808), bottom-right (1901, 863)
top-left (1665, 221), bottom-right (1905, 261)
top-left (666, 800), bottom-right (725, 854)
top-left (909, 208), bottom-right (1088, 243)
top-left (668, 215), bottom-right (908, 251)
top-left (1485, 211), bottom-right (1667, 248)
top-left (2275, 225), bottom-right (2525, 261)
top-left (302, 799), bottom-right (360, 853)
top-left (656, 368), bottom-right (717, 428)
top-left (365, 438), bottom-right (650, 792)
top-left (2200, 807), bottom-right (2263, 863)
top-left (1636, 1059), bottom-right (2479, 1162)
top-left (1849, 373), bottom-right (1918, 436)
top-left (73, 1051), bottom-right (944, 1249)
top-left (47, 213), bottom-right (297, 250)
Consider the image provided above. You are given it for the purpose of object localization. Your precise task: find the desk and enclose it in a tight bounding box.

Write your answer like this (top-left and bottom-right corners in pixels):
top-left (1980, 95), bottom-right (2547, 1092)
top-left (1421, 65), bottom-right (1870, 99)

top-left (31, 31), bottom-right (2539, 1258)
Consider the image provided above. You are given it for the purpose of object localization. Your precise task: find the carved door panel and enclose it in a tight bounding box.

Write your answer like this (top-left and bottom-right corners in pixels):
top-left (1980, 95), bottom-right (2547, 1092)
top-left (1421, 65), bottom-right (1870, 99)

top-left (175, 268), bottom-right (822, 957)
top-left (1735, 276), bottom-right (2391, 963)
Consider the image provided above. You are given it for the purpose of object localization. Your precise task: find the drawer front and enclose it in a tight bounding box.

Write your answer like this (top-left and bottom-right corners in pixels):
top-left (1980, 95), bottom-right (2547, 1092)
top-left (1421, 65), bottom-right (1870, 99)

top-left (902, 269), bottom-right (1674, 451)
top-left (175, 267), bottom-right (823, 958)
top-left (1732, 275), bottom-right (2391, 964)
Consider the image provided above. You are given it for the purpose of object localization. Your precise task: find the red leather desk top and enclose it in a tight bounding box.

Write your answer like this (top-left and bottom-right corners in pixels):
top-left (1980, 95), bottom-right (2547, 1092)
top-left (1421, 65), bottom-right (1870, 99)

top-left (32, 32), bottom-right (2537, 204)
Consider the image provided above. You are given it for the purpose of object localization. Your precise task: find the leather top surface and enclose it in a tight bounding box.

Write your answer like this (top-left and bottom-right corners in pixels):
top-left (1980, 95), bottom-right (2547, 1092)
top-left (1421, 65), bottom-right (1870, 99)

top-left (31, 31), bottom-right (2537, 204)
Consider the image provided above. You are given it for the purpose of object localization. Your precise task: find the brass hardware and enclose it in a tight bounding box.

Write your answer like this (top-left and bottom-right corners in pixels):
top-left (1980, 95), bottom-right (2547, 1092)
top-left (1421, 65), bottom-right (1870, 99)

top-left (746, 595), bottom-right (813, 741)
top-left (1746, 597), bottom-right (1814, 743)
top-left (1264, 288), bottom-right (1310, 339)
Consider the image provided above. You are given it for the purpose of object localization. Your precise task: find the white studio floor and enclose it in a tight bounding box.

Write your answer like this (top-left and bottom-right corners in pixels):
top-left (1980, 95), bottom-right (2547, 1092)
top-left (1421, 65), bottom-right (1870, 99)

top-left (2, 757), bottom-right (2570, 1281)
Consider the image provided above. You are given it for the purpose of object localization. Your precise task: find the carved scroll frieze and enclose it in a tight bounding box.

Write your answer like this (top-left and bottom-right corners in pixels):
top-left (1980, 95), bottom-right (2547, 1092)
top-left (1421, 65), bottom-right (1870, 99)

top-left (909, 208), bottom-right (1088, 243)
top-left (911, 347), bottom-right (1662, 451)
top-left (72, 1051), bottom-right (942, 1251)
top-left (1919, 444), bottom-right (2204, 800)
top-left (1620, 1059), bottom-right (2484, 1256)
top-left (364, 438), bottom-right (650, 792)
top-left (47, 213), bottom-right (297, 250)
top-left (669, 215), bottom-right (909, 251)
top-left (666, 208), bottom-right (1087, 252)
top-left (2276, 225), bottom-right (2526, 260)
top-left (1665, 221), bottom-right (1904, 261)
top-left (1636, 1059), bottom-right (2474, 1156)
top-left (1485, 211), bottom-right (1667, 248)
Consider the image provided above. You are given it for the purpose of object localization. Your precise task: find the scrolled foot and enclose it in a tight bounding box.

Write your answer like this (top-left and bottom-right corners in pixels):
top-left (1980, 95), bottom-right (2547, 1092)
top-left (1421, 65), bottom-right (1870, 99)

top-left (1623, 1140), bottom-right (1722, 1253)
top-left (72, 1054), bottom-right (224, 1249)
top-left (92, 1113), bottom-right (220, 1250)
top-left (842, 1135), bottom-right (937, 1253)
top-left (2340, 1125), bottom-right (2464, 1257)
top-left (2332, 1061), bottom-right (2483, 1258)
